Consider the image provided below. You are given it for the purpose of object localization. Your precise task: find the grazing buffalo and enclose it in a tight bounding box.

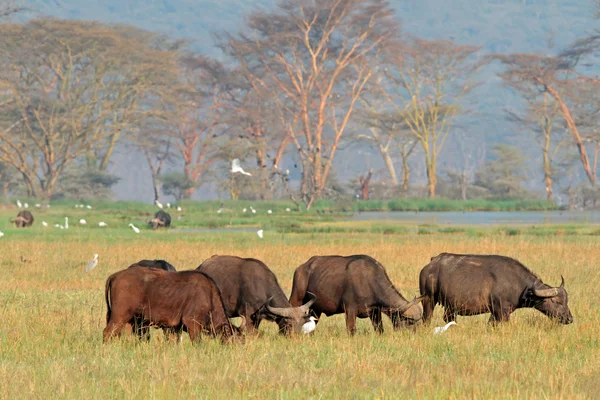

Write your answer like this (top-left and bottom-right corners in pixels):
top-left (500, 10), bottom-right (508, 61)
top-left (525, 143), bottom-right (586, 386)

top-left (149, 210), bottom-right (171, 229)
top-left (131, 259), bottom-right (177, 271)
top-left (419, 253), bottom-right (573, 324)
top-left (197, 255), bottom-right (316, 335)
top-left (103, 266), bottom-right (239, 343)
top-left (10, 210), bottom-right (34, 228)
top-left (289, 255), bottom-right (424, 335)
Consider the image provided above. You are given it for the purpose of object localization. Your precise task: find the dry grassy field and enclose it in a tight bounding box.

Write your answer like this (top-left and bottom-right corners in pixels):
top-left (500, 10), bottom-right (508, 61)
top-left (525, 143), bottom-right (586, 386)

top-left (0, 208), bottom-right (599, 398)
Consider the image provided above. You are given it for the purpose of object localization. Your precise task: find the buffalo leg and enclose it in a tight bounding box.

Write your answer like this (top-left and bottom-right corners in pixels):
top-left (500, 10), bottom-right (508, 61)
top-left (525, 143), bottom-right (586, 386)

top-left (422, 296), bottom-right (435, 324)
top-left (345, 308), bottom-right (357, 335)
top-left (183, 318), bottom-right (201, 342)
top-left (369, 308), bottom-right (384, 334)
top-left (103, 321), bottom-right (126, 342)
top-left (133, 317), bottom-right (150, 341)
top-left (443, 307), bottom-right (456, 323)
top-left (489, 298), bottom-right (511, 324)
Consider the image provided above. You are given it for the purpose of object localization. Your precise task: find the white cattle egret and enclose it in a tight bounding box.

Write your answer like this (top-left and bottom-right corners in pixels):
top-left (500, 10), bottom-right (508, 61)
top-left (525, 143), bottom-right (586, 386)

top-left (302, 317), bottom-right (318, 334)
top-left (54, 224), bottom-right (60, 228)
top-left (129, 223), bottom-right (140, 233)
top-left (24, 203), bottom-right (28, 208)
top-left (267, 210), bottom-right (272, 214)
top-left (433, 321), bottom-right (457, 335)
top-left (256, 229), bottom-right (263, 239)
top-left (166, 203), bottom-right (171, 208)
top-left (217, 208), bottom-right (223, 214)
top-left (242, 208), bottom-right (247, 213)
top-left (84, 254), bottom-right (99, 272)
top-left (35, 204), bottom-right (41, 208)
top-left (86, 205), bottom-right (92, 209)
top-left (46, 204), bottom-right (51, 208)
top-left (285, 169), bottom-right (290, 175)
top-left (42, 221), bottom-right (48, 227)
top-left (59, 225), bottom-right (64, 229)
top-left (16, 200), bottom-right (22, 208)
top-left (177, 206), bottom-right (182, 212)
top-left (286, 208), bottom-right (291, 212)
top-left (155, 200), bottom-right (163, 209)
top-left (64, 217), bottom-right (69, 229)
top-left (79, 219), bottom-right (87, 225)
top-left (231, 158), bottom-right (252, 176)
top-left (252, 209), bottom-right (256, 214)
top-left (98, 222), bottom-right (107, 227)
top-left (0, 231), bottom-right (4, 238)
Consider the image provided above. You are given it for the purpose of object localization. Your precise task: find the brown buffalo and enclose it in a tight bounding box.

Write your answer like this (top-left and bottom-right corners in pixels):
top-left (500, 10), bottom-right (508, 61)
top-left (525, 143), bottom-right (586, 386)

top-left (10, 210), bottom-right (34, 228)
top-left (197, 255), bottom-right (316, 335)
top-left (103, 266), bottom-right (238, 343)
top-left (419, 253), bottom-right (574, 324)
top-left (289, 255), bottom-right (424, 335)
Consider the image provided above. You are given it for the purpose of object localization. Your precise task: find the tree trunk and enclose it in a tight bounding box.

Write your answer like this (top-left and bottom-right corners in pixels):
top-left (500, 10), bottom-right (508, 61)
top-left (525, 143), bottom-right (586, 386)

top-left (379, 144), bottom-right (398, 185)
top-left (543, 148), bottom-right (553, 202)
top-left (460, 170), bottom-right (467, 201)
top-left (401, 154), bottom-right (410, 196)
top-left (426, 158), bottom-right (437, 198)
top-left (183, 162), bottom-right (194, 199)
top-left (99, 132), bottom-right (121, 171)
top-left (543, 83), bottom-right (595, 186)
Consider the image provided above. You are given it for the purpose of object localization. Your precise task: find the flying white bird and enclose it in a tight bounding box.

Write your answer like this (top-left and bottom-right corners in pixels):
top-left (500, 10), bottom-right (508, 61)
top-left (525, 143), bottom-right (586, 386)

top-left (42, 221), bottom-right (48, 227)
top-left (302, 317), bottom-right (318, 334)
top-left (16, 200), bottom-right (22, 208)
top-left (433, 321), bottom-right (457, 335)
top-left (256, 229), bottom-right (264, 239)
top-left (242, 208), bottom-right (247, 213)
top-left (155, 200), bottom-right (163, 209)
top-left (0, 231), bottom-right (4, 238)
top-left (79, 219), bottom-right (87, 225)
top-left (267, 210), bottom-right (272, 214)
top-left (64, 217), bottom-right (69, 230)
top-left (129, 223), bottom-right (140, 233)
top-left (84, 254), bottom-right (99, 272)
top-left (285, 169), bottom-right (290, 175)
top-left (231, 158), bottom-right (252, 176)
top-left (86, 205), bottom-right (92, 209)
top-left (24, 203), bottom-right (29, 208)
top-left (98, 222), bottom-right (107, 227)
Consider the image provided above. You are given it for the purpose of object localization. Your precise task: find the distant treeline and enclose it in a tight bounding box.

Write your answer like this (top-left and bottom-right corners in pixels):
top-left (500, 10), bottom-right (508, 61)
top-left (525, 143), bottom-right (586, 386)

top-left (1, 0), bottom-right (599, 209)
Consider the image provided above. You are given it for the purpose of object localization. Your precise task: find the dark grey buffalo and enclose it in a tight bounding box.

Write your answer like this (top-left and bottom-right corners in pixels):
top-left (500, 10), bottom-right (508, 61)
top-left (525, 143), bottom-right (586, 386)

top-left (150, 210), bottom-right (171, 229)
top-left (10, 210), bottom-right (34, 228)
top-left (131, 259), bottom-right (176, 271)
top-left (197, 255), bottom-right (316, 335)
top-left (289, 255), bottom-right (424, 335)
top-left (419, 253), bottom-right (573, 324)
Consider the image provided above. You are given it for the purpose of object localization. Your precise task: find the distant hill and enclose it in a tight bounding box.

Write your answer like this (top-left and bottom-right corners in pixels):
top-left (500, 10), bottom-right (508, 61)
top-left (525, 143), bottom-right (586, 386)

top-left (16, 0), bottom-right (598, 201)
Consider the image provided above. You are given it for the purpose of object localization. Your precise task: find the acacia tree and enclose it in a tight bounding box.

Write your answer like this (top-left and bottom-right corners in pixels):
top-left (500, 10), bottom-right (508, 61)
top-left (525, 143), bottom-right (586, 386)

top-left (222, 0), bottom-right (397, 209)
top-left (384, 37), bottom-right (482, 197)
top-left (0, 19), bottom-right (176, 198)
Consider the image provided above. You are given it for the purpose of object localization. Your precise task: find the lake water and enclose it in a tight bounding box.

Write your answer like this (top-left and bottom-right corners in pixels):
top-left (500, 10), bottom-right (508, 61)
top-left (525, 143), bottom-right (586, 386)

top-left (351, 211), bottom-right (600, 226)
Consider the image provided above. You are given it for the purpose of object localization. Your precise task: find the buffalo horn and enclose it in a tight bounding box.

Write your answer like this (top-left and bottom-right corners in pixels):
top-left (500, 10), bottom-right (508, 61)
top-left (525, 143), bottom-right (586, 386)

top-left (299, 292), bottom-right (317, 313)
top-left (398, 295), bottom-right (425, 314)
top-left (560, 275), bottom-right (565, 288)
top-left (533, 287), bottom-right (560, 298)
top-left (266, 304), bottom-right (296, 318)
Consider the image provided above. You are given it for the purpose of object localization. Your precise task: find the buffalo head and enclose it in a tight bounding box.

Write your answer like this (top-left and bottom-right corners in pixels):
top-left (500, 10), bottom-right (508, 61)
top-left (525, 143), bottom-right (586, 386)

top-left (392, 295), bottom-right (425, 328)
top-left (531, 276), bottom-right (573, 324)
top-left (260, 292), bottom-right (317, 335)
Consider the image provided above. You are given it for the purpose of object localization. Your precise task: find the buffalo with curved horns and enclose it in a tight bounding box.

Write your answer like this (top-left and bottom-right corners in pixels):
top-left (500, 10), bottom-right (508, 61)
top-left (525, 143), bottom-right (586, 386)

top-left (419, 253), bottom-right (573, 325)
top-left (197, 255), bottom-right (316, 335)
top-left (289, 255), bottom-right (424, 335)
top-left (10, 210), bottom-right (34, 228)
top-left (131, 259), bottom-right (176, 271)
top-left (149, 210), bottom-right (171, 229)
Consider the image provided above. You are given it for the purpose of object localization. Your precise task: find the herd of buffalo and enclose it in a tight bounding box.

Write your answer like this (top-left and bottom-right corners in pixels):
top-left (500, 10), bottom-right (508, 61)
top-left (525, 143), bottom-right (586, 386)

top-left (103, 253), bottom-right (573, 343)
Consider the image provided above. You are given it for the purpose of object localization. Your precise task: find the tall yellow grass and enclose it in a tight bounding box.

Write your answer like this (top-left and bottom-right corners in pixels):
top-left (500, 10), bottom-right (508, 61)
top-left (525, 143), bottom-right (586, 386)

top-left (0, 232), bottom-right (598, 398)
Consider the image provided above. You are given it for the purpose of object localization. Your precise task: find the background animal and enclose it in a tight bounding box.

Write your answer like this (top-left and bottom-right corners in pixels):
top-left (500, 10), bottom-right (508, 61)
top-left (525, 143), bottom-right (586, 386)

top-left (131, 259), bottom-right (177, 271)
top-left (289, 255), bottom-right (424, 335)
top-left (419, 253), bottom-right (573, 324)
top-left (10, 210), bottom-right (34, 228)
top-left (104, 266), bottom-right (238, 342)
top-left (197, 255), bottom-right (315, 335)
top-left (149, 210), bottom-right (171, 229)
